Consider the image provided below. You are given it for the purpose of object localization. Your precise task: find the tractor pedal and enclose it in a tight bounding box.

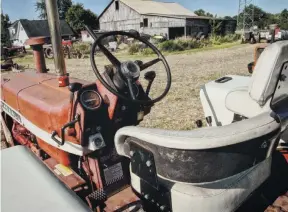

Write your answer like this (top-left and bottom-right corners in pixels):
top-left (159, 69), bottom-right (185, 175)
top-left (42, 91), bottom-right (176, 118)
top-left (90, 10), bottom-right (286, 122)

top-left (86, 189), bottom-right (107, 210)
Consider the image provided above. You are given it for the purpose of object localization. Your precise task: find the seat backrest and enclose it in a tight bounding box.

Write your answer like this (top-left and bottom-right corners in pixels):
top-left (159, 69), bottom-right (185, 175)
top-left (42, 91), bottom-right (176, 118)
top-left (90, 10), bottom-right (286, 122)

top-left (249, 41), bottom-right (288, 106)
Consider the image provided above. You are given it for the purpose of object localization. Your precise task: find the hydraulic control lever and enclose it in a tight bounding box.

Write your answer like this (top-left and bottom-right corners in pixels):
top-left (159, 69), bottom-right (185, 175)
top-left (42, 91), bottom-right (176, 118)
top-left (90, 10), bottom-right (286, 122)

top-left (51, 114), bottom-right (80, 146)
top-left (68, 82), bottom-right (82, 121)
top-left (144, 71), bottom-right (156, 95)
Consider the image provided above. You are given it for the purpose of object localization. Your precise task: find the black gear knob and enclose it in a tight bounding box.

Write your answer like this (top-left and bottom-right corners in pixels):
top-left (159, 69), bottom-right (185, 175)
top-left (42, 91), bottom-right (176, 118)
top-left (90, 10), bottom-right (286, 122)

top-left (144, 71), bottom-right (156, 95)
top-left (129, 29), bottom-right (140, 38)
top-left (144, 71), bottom-right (156, 82)
top-left (68, 82), bottom-right (82, 93)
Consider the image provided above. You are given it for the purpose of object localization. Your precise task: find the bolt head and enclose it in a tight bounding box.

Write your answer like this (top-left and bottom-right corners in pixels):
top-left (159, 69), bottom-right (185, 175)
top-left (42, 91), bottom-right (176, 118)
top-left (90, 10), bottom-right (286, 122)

top-left (144, 194), bottom-right (149, 199)
top-left (146, 160), bottom-right (152, 167)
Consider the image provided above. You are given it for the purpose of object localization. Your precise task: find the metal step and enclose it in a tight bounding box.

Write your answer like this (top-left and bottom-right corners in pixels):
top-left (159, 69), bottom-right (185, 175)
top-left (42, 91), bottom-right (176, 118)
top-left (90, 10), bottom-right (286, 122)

top-left (43, 157), bottom-right (87, 191)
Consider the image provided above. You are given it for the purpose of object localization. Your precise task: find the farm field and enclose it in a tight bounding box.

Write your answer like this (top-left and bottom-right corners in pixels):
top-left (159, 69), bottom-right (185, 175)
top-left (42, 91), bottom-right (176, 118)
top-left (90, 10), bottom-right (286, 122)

top-left (12, 43), bottom-right (254, 130)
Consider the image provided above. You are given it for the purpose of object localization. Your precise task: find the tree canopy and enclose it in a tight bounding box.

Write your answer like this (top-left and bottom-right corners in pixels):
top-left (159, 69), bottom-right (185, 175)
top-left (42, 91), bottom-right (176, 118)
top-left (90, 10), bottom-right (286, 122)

top-left (195, 6), bottom-right (288, 30)
top-left (35, 0), bottom-right (72, 19)
top-left (34, 0), bottom-right (98, 33)
top-left (65, 3), bottom-right (98, 33)
top-left (1, 13), bottom-right (11, 47)
top-left (194, 9), bottom-right (213, 17)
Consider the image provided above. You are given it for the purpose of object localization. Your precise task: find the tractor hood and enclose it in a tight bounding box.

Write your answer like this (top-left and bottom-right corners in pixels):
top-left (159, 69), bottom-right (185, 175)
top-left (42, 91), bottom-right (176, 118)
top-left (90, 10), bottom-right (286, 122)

top-left (1, 71), bottom-right (89, 145)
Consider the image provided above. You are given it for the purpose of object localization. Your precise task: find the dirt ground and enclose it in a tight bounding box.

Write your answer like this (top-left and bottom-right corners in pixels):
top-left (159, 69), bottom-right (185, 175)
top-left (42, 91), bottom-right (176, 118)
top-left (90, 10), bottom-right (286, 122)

top-left (13, 44), bottom-right (254, 130)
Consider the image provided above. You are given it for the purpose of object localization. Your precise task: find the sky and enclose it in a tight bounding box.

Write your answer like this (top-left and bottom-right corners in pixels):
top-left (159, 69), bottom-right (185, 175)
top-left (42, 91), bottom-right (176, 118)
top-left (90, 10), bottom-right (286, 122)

top-left (2, 0), bottom-right (288, 22)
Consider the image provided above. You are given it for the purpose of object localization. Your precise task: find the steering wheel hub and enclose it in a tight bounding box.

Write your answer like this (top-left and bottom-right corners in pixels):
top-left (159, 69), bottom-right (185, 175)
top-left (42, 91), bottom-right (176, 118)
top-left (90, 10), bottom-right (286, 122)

top-left (121, 61), bottom-right (140, 79)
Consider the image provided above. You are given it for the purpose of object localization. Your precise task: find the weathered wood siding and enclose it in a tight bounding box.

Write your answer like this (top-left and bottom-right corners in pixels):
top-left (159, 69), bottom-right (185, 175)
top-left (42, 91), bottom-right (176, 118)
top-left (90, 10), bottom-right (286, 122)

top-left (99, 0), bottom-right (186, 37)
top-left (140, 15), bottom-right (185, 36)
top-left (99, 1), bottom-right (141, 31)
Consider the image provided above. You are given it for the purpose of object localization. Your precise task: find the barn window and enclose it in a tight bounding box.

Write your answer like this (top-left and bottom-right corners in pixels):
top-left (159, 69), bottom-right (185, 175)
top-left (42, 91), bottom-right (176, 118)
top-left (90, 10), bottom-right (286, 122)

top-left (143, 18), bottom-right (148, 27)
top-left (115, 1), bottom-right (119, 10)
top-left (140, 22), bottom-right (144, 28)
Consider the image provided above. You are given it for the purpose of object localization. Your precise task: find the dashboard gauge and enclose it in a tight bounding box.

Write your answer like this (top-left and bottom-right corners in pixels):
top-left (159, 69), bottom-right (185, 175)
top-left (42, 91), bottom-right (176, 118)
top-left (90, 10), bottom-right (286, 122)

top-left (80, 90), bottom-right (102, 110)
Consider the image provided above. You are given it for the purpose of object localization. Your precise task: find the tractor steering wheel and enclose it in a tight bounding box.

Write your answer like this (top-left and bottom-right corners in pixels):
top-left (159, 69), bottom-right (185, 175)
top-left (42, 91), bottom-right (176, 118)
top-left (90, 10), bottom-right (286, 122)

top-left (90, 31), bottom-right (172, 105)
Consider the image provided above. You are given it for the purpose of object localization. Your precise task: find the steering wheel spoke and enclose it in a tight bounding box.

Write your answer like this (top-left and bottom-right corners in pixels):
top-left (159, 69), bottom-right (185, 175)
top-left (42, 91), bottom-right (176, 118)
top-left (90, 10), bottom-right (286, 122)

top-left (98, 44), bottom-right (121, 67)
top-left (140, 58), bottom-right (162, 71)
top-left (127, 79), bottom-right (137, 100)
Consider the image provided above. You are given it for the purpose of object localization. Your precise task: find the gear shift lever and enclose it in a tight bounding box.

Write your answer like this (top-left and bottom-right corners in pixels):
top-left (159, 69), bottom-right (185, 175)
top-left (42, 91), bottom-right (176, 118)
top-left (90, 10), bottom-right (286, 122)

top-left (68, 82), bottom-right (82, 121)
top-left (144, 71), bottom-right (156, 95)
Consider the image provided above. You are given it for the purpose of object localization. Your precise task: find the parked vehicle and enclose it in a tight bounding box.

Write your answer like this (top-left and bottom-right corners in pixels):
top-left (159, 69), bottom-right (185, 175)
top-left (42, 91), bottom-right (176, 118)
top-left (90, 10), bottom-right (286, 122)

top-left (240, 24), bottom-right (288, 44)
top-left (1, 45), bottom-right (26, 60)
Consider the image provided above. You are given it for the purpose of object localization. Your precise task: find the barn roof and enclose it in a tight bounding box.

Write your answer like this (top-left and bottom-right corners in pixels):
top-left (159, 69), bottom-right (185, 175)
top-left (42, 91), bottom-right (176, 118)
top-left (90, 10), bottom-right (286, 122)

top-left (121, 0), bottom-right (197, 17)
top-left (21, 19), bottom-right (74, 37)
top-left (98, 0), bottom-right (198, 19)
top-left (10, 19), bottom-right (74, 39)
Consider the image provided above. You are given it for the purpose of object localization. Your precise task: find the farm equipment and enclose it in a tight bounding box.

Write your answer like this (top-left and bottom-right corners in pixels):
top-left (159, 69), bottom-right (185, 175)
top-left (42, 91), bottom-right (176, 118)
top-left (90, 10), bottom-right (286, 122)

top-left (44, 40), bottom-right (74, 59)
top-left (247, 28), bottom-right (282, 74)
top-left (1, 0), bottom-right (288, 211)
top-left (1, 45), bottom-right (27, 60)
top-left (240, 24), bottom-right (288, 44)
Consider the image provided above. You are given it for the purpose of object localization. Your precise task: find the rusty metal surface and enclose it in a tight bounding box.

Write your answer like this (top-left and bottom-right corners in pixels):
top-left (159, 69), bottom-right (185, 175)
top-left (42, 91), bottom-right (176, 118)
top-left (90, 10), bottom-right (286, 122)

top-left (32, 45), bottom-right (47, 73)
top-left (265, 192), bottom-right (288, 212)
top-left (104, 187), bottom-right (140, 212)
top-left (37, 138), bottom-right (71, 165)
top-left (12, 121), bottom-right (41, 157)
top-left (83, 157), bottom-right (103, 190)
top-left (279, 150), bottom-right (288, 163)
top-left (96, 76), bottom-right (118, 120)
top-left (44, 157), bottom-right (87, 190)
top-left (25, 37), bottom-right (46, 46)
top-left (58, 74), bottom-right (70, 87)
top-left (1, 72), bottom-right (90, 144)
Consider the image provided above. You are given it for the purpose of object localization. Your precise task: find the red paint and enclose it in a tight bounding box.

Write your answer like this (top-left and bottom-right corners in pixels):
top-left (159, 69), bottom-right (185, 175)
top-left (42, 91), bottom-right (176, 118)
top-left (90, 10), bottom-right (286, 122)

top-left (25, 37), bottom-right (47, 73)
top-left (58, 75), bottom-right (70, 87)
top-left (12, 122), bottom-right (41, 157)
top-left (62, 40), bottom-right (73, 47)
top-left (280, 150), bottom-right (288, 163)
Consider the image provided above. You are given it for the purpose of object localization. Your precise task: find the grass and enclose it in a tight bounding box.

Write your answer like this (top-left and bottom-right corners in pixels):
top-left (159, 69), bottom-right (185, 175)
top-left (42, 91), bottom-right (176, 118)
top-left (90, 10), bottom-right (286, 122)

top-left (114, 41), bottom-right (242, 60)
top-left (162, 41), bottom-right (241, 56)
top-left (11, 40), bottom-right (241, 66)
top-left (127, 34), bottom-right (241, 56)
top-left (5, 42), bottom-right (252, 130)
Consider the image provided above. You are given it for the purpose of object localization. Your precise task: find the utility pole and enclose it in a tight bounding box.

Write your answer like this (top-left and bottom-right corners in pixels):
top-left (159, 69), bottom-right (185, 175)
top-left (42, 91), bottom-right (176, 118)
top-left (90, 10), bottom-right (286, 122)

top-left (237, 0), bottom-right (254, 33)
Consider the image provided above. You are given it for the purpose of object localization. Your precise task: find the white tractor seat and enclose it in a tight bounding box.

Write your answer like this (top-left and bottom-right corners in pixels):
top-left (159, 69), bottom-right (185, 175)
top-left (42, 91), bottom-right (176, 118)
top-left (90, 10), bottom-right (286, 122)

top-left (201, 41), bottom-right (288, 126)
top-left (225, 41), bottom-right (288, 118)
top-left (225, 86), bottom-right (271, 118)
top-left (115, 112), bottom-right (281, 212)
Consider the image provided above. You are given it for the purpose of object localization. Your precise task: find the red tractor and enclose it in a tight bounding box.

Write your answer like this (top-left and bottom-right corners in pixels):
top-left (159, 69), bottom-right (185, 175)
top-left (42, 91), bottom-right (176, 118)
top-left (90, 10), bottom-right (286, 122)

top-left (1, 1), bottom-right (288, 211)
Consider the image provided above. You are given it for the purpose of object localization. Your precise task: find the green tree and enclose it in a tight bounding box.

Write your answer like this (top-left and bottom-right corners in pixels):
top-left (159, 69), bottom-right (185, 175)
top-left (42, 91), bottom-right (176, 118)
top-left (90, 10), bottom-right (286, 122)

top-left (1, 13), bottom-right (11, 47)
top-left (194, 9), bottom-right (214, 17)
top-left (237, 4), bottom-right (268, 29)
top-left (224, 16), bottom-right (234, 20)
top-left (194, 9), bottom-right (206, 16)
top-left (35, 0), bottom-right (72, 19)
top-left (279, 9), bottom-right (288, 29)
top-left (65, 3), bottom-right (98, 33)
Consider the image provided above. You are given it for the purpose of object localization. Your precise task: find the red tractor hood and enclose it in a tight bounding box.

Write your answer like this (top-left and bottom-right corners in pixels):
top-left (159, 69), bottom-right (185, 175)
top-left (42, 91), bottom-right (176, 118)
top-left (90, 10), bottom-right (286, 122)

top-left (1, 71), bottom-right (89, 142)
